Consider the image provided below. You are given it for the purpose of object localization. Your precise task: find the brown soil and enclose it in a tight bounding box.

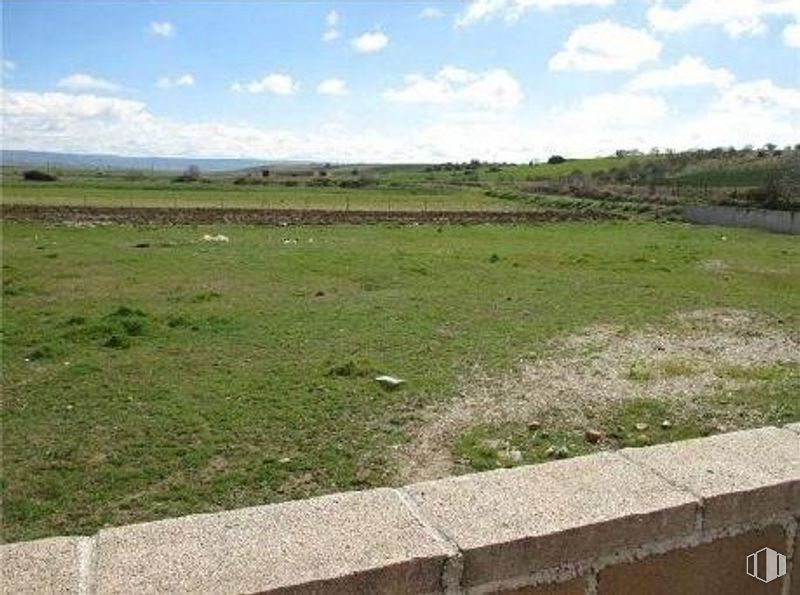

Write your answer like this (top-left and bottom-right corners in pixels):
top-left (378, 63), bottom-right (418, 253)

top-left (1, 204), bottom-right (620, 225)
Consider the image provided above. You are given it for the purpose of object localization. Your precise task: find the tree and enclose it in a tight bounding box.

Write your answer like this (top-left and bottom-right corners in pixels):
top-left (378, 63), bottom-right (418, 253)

top-left (186, 165), bottom-right (200, 180)
top-left (547, 155), bottom-right (566, 165)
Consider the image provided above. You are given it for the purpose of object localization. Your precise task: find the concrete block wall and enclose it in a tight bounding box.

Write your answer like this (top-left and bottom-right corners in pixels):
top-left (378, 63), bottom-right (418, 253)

top-left (3, 425), bottom-right (799, 594)
top-left (685, 205), bottom-right (800, 235)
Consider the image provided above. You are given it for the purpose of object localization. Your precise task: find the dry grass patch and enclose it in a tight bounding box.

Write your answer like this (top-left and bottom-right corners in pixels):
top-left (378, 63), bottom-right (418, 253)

top-left (397, 309), bottom-right (799, 482)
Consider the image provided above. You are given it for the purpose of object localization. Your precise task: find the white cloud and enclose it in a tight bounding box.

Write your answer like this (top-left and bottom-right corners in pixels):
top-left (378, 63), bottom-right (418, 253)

top-left (175, 74), bottom-right (195, 87)
top-left (627, 56), bottom-right (735, 91)
top-left (3, 77), bottom-right (799, 162)
top-left (326, 10), bottom-right (339, 27)
top-left (512, 91), bottom-right (670, 157)
top-left (456, 0), bottom-right (615, 27)
top-left (322, 29), bottom-right (340, 42)
top-left (715, 79), bottom-right (800, 112)
top-left (420, 7), bottom-right (446, 19)
top-left (156, 73), bottom-right (196, 89)
top-left (57, 73), bottom-right (120, 93)
top-left (2, 59), bottom-right (15, 76)
top-left (149, 21), bottom-right (175, 38)
top-left (322, 9), bottom-right (340, 42)
top-left (230, 73), bottom-right (299, 95)
top-left (562, 91), bottom-right (668, 130)
top-left (351, 31), bottom-right (389, 53)
top-left (784, 22), bottom-right (800, 46)
top-left (3, 90), bottom-right (148, 122)
top-left (549, 21), bottom-right (661, 72)
top-left (673, 79), bottom-right (800, 149)
top-left (384, 66), bottom-right (524, 109)
top-left (648, 0), bottom-right (800, 38)
top-left (317, 78), bottom-right (348, 96)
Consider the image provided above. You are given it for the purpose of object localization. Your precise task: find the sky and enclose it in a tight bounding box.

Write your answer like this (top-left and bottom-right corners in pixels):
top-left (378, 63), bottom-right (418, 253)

top-left (2, 0), bottom-right (799, 162)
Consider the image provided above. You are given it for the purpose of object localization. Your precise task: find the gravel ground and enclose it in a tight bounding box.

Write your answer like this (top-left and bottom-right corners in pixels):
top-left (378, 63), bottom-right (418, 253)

top-left (397, 309), bottom-right (799, 482)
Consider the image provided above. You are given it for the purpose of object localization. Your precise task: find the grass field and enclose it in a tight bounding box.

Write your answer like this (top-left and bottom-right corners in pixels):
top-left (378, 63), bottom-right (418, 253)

top-left (4, 150), bottom-right (796, 214)
top-left (2, 219), bottom-right (799, 542)
top-left (0, 180), bottom-right (516, 211)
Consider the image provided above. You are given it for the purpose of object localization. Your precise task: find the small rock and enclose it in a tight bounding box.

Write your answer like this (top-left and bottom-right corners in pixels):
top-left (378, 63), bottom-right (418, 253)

top-left (507, 449), bottom-right (523, 463)
top-left (278, 457), bottom-right (292, 464)
top-left (65, 404), bottom-right (73, 410)
top-left (660, 420), bottom-right (672, 429)
top-left (527, 421), bottom-right (541, 431)
top-left (634, 422), bottom-right (649, 431)
top-left (584, 429), bottom-right (603, 444)
top-left (637, 434), bottom-right (651, 445)
top-left (544, 446), bottom-right (556, 457)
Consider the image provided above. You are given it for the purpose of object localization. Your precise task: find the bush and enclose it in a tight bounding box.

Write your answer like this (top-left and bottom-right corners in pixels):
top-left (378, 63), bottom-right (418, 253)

top-left (547, 155), bottom-right (567, 165)
top-left (173, 165), bottom-right (201, 183)
top-left (23, 170), bottom-right (57, 182)
top-left (744, 177), bottom-right (792, 210)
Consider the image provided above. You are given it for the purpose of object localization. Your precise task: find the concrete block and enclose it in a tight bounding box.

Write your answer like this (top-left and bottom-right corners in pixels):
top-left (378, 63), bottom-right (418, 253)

top-left (623, 427), bottom-right (800, 531)
top-left (784, 422), bottom-right (800, 435)
top-left (404, 452), bottom-right (697, 588)
top-left (597, 525), bottom-right (786, 595)
top-left (1, 536), bottom-right (89, 595)
top-left (791, 521), bottom-right (799, 595)
top-left (91, 488), bottom-right (453, 594)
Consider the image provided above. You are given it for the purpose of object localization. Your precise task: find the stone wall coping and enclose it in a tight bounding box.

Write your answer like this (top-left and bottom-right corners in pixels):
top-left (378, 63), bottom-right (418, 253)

top-left (2, 425), bottom-right (798, 594)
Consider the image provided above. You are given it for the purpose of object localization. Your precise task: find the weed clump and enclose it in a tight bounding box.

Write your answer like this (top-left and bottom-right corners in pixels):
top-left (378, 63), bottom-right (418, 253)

top-left (191, 291), bottom-right (222, 303)
top-left (326, 359), bottom-right (376, 378)
top-left (103, 334), bottom-right (131, 349)
top-left (26, 346), bottom-right (54, 361)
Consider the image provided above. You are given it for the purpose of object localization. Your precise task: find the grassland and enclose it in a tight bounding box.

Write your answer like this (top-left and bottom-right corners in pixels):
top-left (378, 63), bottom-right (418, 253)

top-left (0, 178), bottom-right (510, 211)
top-left (4, 149), bottom-right (797, 216)
top-left (3, 219), bottom-right (799, 542)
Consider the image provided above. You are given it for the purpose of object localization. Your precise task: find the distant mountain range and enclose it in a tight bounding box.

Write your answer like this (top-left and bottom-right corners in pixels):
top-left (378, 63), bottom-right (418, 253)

top-left (1, 150), bottom-right (317, 172)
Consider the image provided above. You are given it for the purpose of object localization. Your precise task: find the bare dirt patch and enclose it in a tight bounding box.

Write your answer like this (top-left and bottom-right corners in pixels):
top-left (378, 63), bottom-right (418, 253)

top-left (396, 309), bottom-right (799, 482)
top-left (1, 204), bottom-right (618, 226)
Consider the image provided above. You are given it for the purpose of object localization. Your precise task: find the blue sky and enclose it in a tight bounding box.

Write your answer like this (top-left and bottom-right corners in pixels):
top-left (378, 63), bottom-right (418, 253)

top-left (2, 1), bottom-right (799, 162)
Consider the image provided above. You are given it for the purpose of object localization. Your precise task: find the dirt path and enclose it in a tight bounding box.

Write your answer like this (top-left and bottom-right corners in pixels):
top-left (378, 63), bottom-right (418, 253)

top-left (396, 309), bottom-right (799, 483)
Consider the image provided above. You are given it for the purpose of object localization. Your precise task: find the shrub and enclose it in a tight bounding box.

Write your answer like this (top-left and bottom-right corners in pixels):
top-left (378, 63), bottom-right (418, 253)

top-left (547, 155), bottom-right (567, 165)
top-left (173, 165), bottom-right (201, 183)
top-left (22, 170), bottom-right (57, 182)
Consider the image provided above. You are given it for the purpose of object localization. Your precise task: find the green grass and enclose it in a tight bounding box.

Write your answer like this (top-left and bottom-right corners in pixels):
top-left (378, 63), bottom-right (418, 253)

top-left (2, 220), bottom-right (799, 542)
top-left (6, 151), bottom-right (796, 215)
top-left (1, 180), bottom-right (518, 211)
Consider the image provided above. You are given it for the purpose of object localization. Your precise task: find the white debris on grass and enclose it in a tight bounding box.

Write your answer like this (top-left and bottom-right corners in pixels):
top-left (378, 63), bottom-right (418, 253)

top-left (375, 375), bottom-right (405, 388)
top-left (202, 234), bottom-right (230, 243)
